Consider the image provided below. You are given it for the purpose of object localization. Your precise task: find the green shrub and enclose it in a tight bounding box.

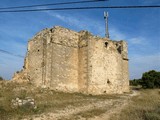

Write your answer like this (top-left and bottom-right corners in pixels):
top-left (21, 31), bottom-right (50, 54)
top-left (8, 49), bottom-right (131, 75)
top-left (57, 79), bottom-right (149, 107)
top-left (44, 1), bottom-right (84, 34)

top-left (130, 70), bottom-right (160, 88)
top-left (0, 76), bottom-right (3, 81)
top-left (130, 79), bottom-right (142, 86)
top-left (141, 70), bottom-right (160, 89)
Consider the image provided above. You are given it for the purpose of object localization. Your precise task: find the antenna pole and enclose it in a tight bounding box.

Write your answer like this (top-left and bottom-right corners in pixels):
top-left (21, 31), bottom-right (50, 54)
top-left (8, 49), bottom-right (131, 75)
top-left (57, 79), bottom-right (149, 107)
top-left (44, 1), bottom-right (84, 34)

top-left (104, 11), bottom-right (109, 38)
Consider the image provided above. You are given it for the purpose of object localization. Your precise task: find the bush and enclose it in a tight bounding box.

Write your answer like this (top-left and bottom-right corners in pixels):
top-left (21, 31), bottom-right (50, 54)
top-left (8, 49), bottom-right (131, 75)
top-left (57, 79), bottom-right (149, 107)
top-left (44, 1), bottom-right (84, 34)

top-left (0, 76), bottom-right (3, 81)
top-left (141, 70), bottom-right (160, 89)
top-left (130, 79), bottom-right (141, 86)
top-left (130, 70), bottom-right (160, 89)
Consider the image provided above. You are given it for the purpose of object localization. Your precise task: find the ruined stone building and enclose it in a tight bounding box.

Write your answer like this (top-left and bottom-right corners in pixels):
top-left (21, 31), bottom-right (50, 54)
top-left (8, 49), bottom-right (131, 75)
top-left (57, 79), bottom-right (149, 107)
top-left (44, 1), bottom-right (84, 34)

top-left (13, 26), bottom-right (129, 94)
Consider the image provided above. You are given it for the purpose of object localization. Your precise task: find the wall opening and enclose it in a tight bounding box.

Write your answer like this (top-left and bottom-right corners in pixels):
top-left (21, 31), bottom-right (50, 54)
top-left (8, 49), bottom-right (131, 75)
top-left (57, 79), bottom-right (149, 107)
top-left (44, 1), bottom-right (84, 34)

top-left (107, 79), bottom-right (110, 84)
top-left (117, 46), bottom-right (122, 54)
top-left (104, 42), bottom-right (108, 47)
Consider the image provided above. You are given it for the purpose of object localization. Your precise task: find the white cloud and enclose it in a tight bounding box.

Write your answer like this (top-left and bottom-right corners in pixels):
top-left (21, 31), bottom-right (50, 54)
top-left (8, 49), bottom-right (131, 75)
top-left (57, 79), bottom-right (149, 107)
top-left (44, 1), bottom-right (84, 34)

top-left (0, 40), bottom-right (27, 55)
top-left (109, 28), bottom-right (126, 40)
top-left (129, 37), bottom-right (148, 45)
top-left (129, 37), bottom-right (144, 45)
top-left (129, 53), bottom-right (160, 79)
top-left (0, 53), bottom-right (24, 80)
top-left (109, 29), bottom-right (148, 46)
top-left (0, 26), bottom-right (31, 40)
top-left (0, 39), bottom-right (26, 79)
top-left (46, 11), bottom-right (105, 36)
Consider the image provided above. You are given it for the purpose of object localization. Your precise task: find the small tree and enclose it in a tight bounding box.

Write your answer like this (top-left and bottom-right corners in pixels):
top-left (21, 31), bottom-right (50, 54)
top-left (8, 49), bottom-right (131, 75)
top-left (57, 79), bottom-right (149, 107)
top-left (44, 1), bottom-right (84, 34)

top-left (141, 70), bottom-right (160, 88)
top-left (130, 79), bottom-right (142, 86)
top-left (154, 72), bottom-right (160, 88)
top-left (0, 76), bottom-right (3, 81)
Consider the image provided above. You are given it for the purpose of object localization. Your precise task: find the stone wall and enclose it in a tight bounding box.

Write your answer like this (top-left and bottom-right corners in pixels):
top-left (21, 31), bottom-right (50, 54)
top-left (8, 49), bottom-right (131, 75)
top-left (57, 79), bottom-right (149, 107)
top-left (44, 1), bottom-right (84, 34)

top-left (25, 26), bottom-right (79, 92)
top-left (87, 38), bottom-right (129, 94)
top-left (12, 26), bottom-right (129, 95)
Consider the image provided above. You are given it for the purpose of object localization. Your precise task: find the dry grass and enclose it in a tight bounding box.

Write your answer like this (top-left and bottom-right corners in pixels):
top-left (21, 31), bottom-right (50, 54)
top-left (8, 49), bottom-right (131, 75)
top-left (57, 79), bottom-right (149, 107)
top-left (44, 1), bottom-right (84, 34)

top-left (73, 108), bottom-right (109, 119)
top-left (0, 81), bottom-right (119, 120)
top-left (1, 81), bottom-right (159, 120)
top-left (111, 89), bottom-right (160, 120)
top-left (59, 108), bottom-right (108, 120)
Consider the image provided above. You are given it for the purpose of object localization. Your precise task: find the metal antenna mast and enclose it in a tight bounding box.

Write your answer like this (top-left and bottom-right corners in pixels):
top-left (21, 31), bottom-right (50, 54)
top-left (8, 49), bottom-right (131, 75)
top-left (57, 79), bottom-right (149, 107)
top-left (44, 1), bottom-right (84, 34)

top-left (104, 11), bottom-right (109, 38)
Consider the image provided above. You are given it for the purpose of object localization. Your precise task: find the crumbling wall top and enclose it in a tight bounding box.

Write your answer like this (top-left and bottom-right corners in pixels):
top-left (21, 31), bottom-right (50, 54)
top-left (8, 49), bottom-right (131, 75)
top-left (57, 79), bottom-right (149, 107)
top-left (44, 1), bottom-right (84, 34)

top-left (28, 26), bottom-right (127, 50)
top-left (29, 26), bottom-right (79, 48)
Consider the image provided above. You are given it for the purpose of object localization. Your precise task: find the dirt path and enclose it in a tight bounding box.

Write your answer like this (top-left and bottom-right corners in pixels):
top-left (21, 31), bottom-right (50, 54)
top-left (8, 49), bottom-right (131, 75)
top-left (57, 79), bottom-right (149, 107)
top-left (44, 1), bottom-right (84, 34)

top-left (91, 91), bottom-right (139, 120)
top-left (23, 91), bottom-right (139, 120)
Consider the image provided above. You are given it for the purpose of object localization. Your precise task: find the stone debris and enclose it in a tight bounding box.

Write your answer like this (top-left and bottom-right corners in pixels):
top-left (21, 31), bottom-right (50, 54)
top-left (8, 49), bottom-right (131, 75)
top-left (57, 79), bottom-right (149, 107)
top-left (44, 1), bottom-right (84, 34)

top-left (11, 97), bottom-right (37, 109)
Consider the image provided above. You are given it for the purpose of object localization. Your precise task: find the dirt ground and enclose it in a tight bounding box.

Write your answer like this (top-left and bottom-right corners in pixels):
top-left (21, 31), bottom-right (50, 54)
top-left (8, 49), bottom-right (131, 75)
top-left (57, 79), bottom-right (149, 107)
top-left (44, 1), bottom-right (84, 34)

top-left (23, 91), bottom-right (138, 120)
top-left (0, 81), bottom-right (139, 120)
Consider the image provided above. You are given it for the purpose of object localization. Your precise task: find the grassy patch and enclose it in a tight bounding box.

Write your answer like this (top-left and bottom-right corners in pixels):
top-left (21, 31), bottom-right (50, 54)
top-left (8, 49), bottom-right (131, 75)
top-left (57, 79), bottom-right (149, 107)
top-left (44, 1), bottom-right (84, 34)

top-left (74, 108), bottom-right (107, 119)
top-left (112, 89), bottom-right (160, 120)
top-left (0, 81), bottom-right (119, 120)
top-left (59, 108), bottom-right (109, 120)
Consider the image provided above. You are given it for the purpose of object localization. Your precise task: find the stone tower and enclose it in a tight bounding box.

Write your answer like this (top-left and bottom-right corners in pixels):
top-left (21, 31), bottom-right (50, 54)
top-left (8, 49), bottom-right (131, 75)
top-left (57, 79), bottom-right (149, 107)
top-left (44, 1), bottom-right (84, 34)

top-left (13, 26), bottom-right (129, 95)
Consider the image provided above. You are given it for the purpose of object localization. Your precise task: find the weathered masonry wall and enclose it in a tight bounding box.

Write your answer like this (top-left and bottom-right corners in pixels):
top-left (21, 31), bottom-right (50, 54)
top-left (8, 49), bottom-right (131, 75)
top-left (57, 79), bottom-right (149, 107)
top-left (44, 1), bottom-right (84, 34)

top-left (78, 31), bottom-right (91, 94)
top-left (12, 26), bottom-right (129, 95)
top-left (87, 38), bottom-right (129, 94)
top-left (26, 27), bottom-right (80, 92)
top-left (49, 44), bottom-right (79, 92)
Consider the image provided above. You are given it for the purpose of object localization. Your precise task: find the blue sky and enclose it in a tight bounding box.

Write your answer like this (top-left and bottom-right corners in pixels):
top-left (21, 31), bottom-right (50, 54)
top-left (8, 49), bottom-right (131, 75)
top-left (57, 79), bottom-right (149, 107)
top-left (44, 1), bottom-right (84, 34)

top-left (0, 0), bottom-right (160, 80)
